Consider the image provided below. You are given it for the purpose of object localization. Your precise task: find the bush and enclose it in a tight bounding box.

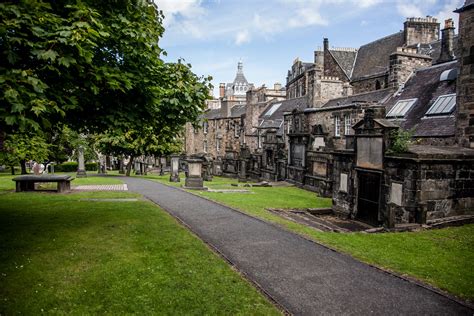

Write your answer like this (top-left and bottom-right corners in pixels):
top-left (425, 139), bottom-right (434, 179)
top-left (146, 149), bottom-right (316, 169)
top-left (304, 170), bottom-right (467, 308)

top-left (389, 129), bottom-right (413, 154)
top-left (54, 162), bottom-right (98, 172)
top-left (55, 162), bottom-right (78, 172)
top-left (85, 162), bottom-right (98, 171)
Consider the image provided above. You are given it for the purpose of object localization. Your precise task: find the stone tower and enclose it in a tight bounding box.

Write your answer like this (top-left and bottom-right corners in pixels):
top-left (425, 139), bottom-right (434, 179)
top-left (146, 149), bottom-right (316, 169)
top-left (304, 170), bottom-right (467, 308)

top-left (455, 0), bottom-right (474, 148)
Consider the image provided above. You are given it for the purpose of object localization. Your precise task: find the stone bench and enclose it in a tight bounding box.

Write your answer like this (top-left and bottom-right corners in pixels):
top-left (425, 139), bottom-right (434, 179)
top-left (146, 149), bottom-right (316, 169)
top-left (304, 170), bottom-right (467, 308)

top-left (12, 175), bottom-right (74, 193)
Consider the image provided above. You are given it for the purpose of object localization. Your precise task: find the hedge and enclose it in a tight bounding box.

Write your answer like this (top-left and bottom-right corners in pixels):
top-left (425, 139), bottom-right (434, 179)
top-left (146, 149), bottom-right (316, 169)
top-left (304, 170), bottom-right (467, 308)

top-left (54, 162), bottom-right (98, 172)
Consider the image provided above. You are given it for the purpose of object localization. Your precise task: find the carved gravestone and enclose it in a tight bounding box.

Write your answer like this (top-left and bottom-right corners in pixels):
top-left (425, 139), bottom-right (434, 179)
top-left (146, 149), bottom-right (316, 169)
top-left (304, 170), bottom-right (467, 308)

top-left (169, 155), bottom-right (180, 182)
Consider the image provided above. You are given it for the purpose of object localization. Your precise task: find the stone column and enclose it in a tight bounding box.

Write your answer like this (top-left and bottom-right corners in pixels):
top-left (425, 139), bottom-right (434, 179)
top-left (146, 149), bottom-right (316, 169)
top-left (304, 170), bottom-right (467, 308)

top-left (184, 158), bottom-right (207, 190)
top-left (169, 155), bottom-right (180, 182)
top-left (77, 146), bottom-right (87, 177)
top-left (238, 159), bottom-right (247, 182)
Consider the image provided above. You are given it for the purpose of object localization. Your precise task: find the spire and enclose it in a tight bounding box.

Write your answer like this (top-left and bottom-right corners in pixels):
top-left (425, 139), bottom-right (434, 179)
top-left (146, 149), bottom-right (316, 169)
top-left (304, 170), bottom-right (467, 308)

top-left (238, 59), bottom-right (243, 73)
top-left (233, 60), bottom-right (248, 84)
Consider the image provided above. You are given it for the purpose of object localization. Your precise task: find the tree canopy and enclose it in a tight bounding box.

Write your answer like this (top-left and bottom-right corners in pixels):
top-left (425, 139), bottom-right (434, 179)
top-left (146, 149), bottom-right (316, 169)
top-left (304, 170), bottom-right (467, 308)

top-left (1, 0), bottom-right (211, 147)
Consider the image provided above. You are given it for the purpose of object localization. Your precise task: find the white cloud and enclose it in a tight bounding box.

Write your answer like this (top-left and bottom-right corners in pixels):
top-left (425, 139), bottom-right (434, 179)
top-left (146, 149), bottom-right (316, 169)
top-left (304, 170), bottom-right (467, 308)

top-left (154, 0), bottom-right (205, 27)
top-left (235, 30), bottom-right (251, 45)
top-left (289, 8), bottom-right (328, 27)
top-left (434, 0), bottom-right (462, 29)
top-left (397, 3), bottom-right (423, 17)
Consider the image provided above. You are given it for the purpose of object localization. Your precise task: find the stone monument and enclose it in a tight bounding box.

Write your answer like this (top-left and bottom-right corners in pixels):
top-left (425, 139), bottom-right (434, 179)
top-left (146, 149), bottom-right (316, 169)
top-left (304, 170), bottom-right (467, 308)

top-left (169, 155), bottom-right (180, 182)
top-left (184, 158), bottom-right (207, 190)
top-left (76, 146), bottom-right (87, 177)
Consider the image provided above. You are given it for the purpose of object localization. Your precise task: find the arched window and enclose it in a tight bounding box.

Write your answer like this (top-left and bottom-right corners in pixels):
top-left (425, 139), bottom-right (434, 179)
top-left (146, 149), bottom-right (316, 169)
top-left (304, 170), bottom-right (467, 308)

top-left (465, 46), bottom-right (474, 65)
top-left (375, 80), bottom-right (381, 90)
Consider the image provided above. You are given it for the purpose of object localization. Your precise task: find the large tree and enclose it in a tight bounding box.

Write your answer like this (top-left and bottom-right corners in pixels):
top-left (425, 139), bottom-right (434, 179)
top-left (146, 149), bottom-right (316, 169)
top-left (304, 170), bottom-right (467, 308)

top-left (0, 0), bottom-right (210, 148)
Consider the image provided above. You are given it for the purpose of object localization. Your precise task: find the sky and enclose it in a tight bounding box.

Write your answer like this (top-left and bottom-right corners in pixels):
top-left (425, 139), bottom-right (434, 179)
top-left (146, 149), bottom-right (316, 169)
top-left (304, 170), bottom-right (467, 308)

top-left (154, 0), bottom-right (463, 97)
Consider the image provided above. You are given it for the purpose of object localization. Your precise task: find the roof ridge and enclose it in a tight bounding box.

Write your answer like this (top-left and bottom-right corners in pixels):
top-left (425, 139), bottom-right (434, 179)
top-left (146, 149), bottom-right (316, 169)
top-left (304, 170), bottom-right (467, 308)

top-left (358, 31), bottom-right (404, 49)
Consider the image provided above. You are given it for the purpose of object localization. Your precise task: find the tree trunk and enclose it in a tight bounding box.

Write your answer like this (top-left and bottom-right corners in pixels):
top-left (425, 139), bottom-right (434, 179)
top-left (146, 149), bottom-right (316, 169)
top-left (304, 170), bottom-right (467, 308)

top-left (10, 165), bottom-right (15, 175)
top-left (20, 160), bottom-right (27, 175)
top-left (126, 156), bottom-right (134, 177)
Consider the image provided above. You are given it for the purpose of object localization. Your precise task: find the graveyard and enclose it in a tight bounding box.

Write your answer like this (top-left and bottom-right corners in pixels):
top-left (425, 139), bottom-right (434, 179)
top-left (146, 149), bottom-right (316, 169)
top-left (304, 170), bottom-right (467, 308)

top-left (1, 0), bottom-right (474, 314)
top-left (1, 170), bottom-right (472, 314)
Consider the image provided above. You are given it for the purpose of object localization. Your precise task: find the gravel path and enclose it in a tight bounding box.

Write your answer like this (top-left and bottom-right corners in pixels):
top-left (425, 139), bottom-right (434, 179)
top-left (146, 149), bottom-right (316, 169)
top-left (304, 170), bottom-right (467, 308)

top-left (122, 177), bottom-right (472, 315)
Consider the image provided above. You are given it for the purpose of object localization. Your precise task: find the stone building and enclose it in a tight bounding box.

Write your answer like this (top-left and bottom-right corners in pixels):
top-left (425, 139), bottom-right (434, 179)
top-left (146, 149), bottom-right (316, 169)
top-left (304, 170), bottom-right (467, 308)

top-left (184, 5), bottom-right (474, 227)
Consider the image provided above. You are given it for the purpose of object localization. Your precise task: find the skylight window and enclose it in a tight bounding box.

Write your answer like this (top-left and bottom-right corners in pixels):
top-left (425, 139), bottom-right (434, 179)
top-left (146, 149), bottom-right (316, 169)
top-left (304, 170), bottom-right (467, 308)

top-left (386, 98), bottom-right (417, 118)
top-left (264, 103), bottom-right (282, 117)
top-left (425, 94), bottom-right (456, 116)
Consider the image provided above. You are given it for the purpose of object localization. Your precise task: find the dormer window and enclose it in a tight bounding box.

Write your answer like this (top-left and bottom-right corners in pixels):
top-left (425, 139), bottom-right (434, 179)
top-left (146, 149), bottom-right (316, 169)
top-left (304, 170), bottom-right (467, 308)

top-left (425, 94), bottom-right (456, 116)
top-left (203, 121), bottom-right (208, 134)
top-left (386, 98), bottom-right (417, 118)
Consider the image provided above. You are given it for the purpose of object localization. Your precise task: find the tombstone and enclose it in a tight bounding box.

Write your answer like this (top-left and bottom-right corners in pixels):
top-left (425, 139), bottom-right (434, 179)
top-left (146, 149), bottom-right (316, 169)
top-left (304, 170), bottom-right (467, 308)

top-left (201, 154), bottom-right (213, 181)
top-left (238, 159), bottom-right (247, 182)
top-left (169, 155), bottom-right (180, 182)
top-left (134, 160), bottom-right (142, 175)
top-left (76, 146), bottom-right (87, 177)
top-left (32, 162), bottom-right (42, 175)
top-left (184, 158), bottom-right (207, 190)
top-left (159, 157), bottom-right (166, 175)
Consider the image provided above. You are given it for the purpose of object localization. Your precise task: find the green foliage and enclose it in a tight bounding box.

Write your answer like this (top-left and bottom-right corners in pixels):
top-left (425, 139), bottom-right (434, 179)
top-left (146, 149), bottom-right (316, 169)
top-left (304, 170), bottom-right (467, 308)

top-left (54, 161), bottom-right (98, 172)
top-left (389, 129), bottom-right (413, 154)
top-left (0, 132), bottom-right (50, 166)
top-left (1, 0), bottom-right (211, 150)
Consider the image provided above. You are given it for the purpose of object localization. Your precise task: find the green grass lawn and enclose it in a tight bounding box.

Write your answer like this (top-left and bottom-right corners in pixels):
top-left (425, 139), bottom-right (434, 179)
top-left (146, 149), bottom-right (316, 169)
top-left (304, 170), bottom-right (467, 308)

top-left (147, 174), bottom-right (474, 302)
top-left (0, 189), bottom-right (279, 314)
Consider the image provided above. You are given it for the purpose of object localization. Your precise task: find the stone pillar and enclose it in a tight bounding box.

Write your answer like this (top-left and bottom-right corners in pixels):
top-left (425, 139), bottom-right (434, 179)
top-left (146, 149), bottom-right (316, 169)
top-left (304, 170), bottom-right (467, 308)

top-left (76, 146), bottom-right (87, 177)
top-left (135, 160), bottom-right (142, 175)
top-left (169, 155), bottom-right (180, 182)
top-left (184, 158), bottom-right (207, 190)
top-left (238, 159), bottom-right (247, 182)
top-left (159, 157), bottom-right (166, 175)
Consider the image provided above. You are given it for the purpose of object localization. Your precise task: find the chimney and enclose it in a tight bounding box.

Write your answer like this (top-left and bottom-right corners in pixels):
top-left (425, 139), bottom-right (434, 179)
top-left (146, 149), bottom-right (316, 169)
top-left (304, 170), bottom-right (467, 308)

top-left (437, 19), bottom-right (455, 64)
top-left (219, 83), bottom-right (225, 98)
top-left (323, 38), bottom-right (329, 51)
top-left (404, 16), bottom-right (440, 46)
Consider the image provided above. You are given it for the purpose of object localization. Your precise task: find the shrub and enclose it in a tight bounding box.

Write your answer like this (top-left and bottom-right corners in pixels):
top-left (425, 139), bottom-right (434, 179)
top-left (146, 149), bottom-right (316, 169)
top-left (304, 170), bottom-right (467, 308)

top-left (85, 162), bottom-right (98, 171)
top-left (55, 162), bottom-right (78, 172)
top-left (389, 129), bottom-right (413, 154)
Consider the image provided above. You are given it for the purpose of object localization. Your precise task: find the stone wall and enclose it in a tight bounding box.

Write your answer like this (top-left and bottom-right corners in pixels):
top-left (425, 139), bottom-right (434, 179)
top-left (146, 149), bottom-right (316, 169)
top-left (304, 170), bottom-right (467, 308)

top-left (384, 156), bottom-right (474, 224)
top-left (455, 4), bottom-right (474, 148)
top-left (351, 74), bottom-right (387, 94)
top-left (388, 48), bottom-right (432, 89)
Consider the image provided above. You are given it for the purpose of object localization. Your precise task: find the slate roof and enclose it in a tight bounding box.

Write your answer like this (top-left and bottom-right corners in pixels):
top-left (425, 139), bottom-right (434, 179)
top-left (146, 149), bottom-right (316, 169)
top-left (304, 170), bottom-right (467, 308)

top-left (258, 96), bottom-right (309, 135)
top-left (230, 103), bottom-right (247, 118)
top-left (204, 108), bottom-right (222, 120)
top-left (409, 35), bottom-right (459, 62)
top-left (351, 31), bottom-right (405, 80)
top-left (384, 61), bottom-right (458, 137)
top-left (329, 50), bottom-right (357, 79)
top-left (320, 88), bottom-right (392, 109)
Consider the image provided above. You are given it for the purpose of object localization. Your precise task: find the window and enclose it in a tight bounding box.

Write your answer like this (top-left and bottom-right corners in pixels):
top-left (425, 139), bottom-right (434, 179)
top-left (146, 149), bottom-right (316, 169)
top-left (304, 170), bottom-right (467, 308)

top-left (258, 130), bottom-right (263, 149)
top-left (203, 140), bottom-right (208, 153)
top-left (203, 121), bottom-right (208, 134)
top-left (386, 99), bottom-right (417, 118)
top-left (375, 80), bottom-right (381, 90)
top-left (334, 115), bottom-right (340, 137)
top-left (216, 139), bottom-right (220, 152)
top-left (425, 94), bottom-right (456, 116)
top-left (264, 103), bottom-right (282, 117)
top-left (234, 124), bottom-right (240, 137)
top-left (344, 115), bottom-right (351, 135)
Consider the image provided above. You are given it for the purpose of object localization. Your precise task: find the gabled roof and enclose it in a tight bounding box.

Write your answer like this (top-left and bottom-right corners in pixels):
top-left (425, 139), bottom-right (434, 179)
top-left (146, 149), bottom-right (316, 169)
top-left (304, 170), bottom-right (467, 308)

top-left (351, 31), bottom-right (405, 80)
top-left (257, 97), bottom-right (308, 132)
top-left (384, 61), bottom-right (458, 137)
top-left (328, 50), bottom-right (358, 79)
